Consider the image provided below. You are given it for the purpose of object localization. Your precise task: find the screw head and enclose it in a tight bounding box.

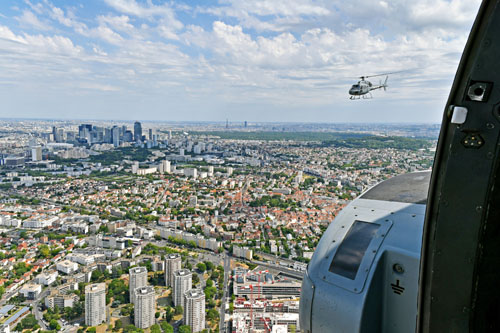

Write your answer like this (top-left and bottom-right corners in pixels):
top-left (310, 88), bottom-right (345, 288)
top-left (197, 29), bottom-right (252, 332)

top-left (393, 263), bottom-right (405, 274)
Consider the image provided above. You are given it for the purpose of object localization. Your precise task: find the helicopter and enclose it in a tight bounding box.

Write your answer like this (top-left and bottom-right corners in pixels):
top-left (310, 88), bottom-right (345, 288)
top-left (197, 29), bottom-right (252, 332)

top-left (348, 73), bottom-right (393, 99)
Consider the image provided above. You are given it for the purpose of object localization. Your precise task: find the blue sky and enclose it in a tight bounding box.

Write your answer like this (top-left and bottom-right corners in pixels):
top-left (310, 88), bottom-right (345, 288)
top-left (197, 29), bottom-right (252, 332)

top-left (0, 0), bottom-right (481, 123)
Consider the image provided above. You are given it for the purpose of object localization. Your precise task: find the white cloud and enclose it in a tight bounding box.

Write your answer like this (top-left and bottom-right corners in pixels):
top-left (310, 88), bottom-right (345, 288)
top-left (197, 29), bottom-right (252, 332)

top-left (104, 0), bottom-right (183, 29)
top-left (16, 10), bottom-right (51, 31)
top-left (0, 0), bottom-right (483, 121)
top-left (97, 15), bottom-right (134, 33)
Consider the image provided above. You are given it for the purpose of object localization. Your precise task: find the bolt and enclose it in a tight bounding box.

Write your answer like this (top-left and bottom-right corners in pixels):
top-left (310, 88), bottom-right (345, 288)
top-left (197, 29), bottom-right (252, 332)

top-left (393, 263), bottom-right (405, 274)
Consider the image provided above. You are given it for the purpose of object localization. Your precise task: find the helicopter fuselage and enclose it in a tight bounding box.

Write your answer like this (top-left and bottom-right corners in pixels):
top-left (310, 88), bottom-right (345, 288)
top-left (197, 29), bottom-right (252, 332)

top-left (349, 80), bottom-right (373, 96)
top-left (349, 76), bottom-right (388, 99)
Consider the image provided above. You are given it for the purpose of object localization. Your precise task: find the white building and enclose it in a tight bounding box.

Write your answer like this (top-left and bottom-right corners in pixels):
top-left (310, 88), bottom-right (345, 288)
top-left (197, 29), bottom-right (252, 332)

top-left (184, 168), bottom-right (197, 178)
top-left (137, 167), bottom-right (157, 175)
top-left (31, 146), bottom-right (42, 162)
top-left (56, 260), bottom-right (78, 274)
top-left (134, 286), bottom-right (156, 329)
top-left (163, 160), bottom-right (171, 173)
top-left (19, 284), bottom-right (42, 300)
top-left (233, 246), bottom-right (253, 260)
top-left (164, 253), bottom-right (181, 287)
top-left (22, 216), bottom-right (58, 229)
top-left (67, 254), bottom-right (95, 266)
top-left (129, 266), bottom-right (148, 304)
top-left (85, 283), bottom-right (106, 326)
top-left (131, 161), bottom-right (139, 174)
top-left (173, 269), bottom-right (192, 307)
top-left (184, 289), bottom-right (205, 333)
top-left (36, 271), bottom-right (58, 286)
top-left (45, 292), bottom-right (79, 310)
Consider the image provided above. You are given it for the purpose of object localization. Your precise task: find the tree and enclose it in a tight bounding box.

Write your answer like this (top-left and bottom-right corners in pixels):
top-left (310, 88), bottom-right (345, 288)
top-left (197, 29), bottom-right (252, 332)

top-left (49, 319), bottom-right (61, 330)
top-left (178, 325), bottom-right (191, 333)
top-left (174, 305), bottom-right (183, 315)
top-left (204, 261), bottom-right (214, 271)
top-left (196, 263), bottom-right (206, 272)
top-left (91, 270), bottom-right (103, 282)
top-left (114, 320), bottom-right (123, 331)
top-left (205, 279), bottom-right (213, 288)
top-left (150, 324), bottom-right (161, 333)
top-left (165, 308), bottom-right (173, 322)
top-left (192, 273), bottom-right (200, 286)
top-left (123, 324), bottom-right (144, 333)
top-left (39, 244), bottom-right (51, 258)
top-left (160, 322), bottom-right (173, 333)
top-left (18, 314), bottom-right (38, 329)
top-left (206, 309), bottom-right (219, 321)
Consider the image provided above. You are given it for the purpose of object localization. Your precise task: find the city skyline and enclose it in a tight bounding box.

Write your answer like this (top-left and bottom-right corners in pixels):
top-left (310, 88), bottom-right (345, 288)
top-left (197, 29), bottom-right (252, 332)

top-left (0, 0), bottom-right (481, 123)
top-left (0, 118), bottom-right (436, 332)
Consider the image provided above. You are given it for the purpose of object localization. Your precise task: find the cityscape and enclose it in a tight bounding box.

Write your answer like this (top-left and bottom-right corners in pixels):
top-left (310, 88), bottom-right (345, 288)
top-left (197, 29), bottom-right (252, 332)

top-left (0, 119), bottom-right (436, 333)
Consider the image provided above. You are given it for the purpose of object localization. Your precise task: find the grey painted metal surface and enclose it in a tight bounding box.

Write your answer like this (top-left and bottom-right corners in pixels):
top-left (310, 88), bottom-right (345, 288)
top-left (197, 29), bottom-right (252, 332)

top-left (300, 172), bottom-right (429, 332)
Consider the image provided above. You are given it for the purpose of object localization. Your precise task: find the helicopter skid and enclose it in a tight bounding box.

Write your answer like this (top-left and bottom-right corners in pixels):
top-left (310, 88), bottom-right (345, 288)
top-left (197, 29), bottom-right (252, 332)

top-left (349, 93), bottom-right (373, 100)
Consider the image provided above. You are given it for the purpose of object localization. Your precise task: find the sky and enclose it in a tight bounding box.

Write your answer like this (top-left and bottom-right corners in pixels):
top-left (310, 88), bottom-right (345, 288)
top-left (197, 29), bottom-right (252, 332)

top-left (0, 0), bottom-right (482, 123)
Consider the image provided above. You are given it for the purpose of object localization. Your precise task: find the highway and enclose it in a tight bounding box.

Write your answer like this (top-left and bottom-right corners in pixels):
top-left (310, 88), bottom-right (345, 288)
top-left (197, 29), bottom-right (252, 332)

top-left (219, 254), bottom-right (231, 333)
top-left (33, 289), bottom-right (50, 330)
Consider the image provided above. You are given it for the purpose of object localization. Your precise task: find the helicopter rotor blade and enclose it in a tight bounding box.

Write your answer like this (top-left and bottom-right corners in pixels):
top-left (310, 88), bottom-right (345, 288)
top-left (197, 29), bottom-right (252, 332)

top-left (359, 70), bottom-right (407, 79)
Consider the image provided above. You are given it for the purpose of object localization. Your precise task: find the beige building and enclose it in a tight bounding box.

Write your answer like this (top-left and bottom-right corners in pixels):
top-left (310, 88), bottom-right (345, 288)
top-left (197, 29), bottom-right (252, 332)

top-left (164, 253), bottom-right (181, 287)
top-left (184, 289), bottom-right (206, 333)
top-left (85, 283), bottom-right (106, 326)
top-left (129, 266), bottom-right (148, 304)
top-left (134, 286), bottom-right (156, 329)
top-left (45, 291), bottom-right (79, 310)
top-left (173, 269), bottom-right (192, 307)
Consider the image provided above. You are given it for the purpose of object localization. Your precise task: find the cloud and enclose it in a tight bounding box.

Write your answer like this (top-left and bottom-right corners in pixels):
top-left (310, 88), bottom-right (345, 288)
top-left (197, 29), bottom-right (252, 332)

top-left (104, 0), bottom-right (183, 28)
top-left (0, 0), bottom-right (483, 122)
top-left (15, 10), bottom-right (51, 31)
top-left (97, 15), bottom-right (134, 33)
